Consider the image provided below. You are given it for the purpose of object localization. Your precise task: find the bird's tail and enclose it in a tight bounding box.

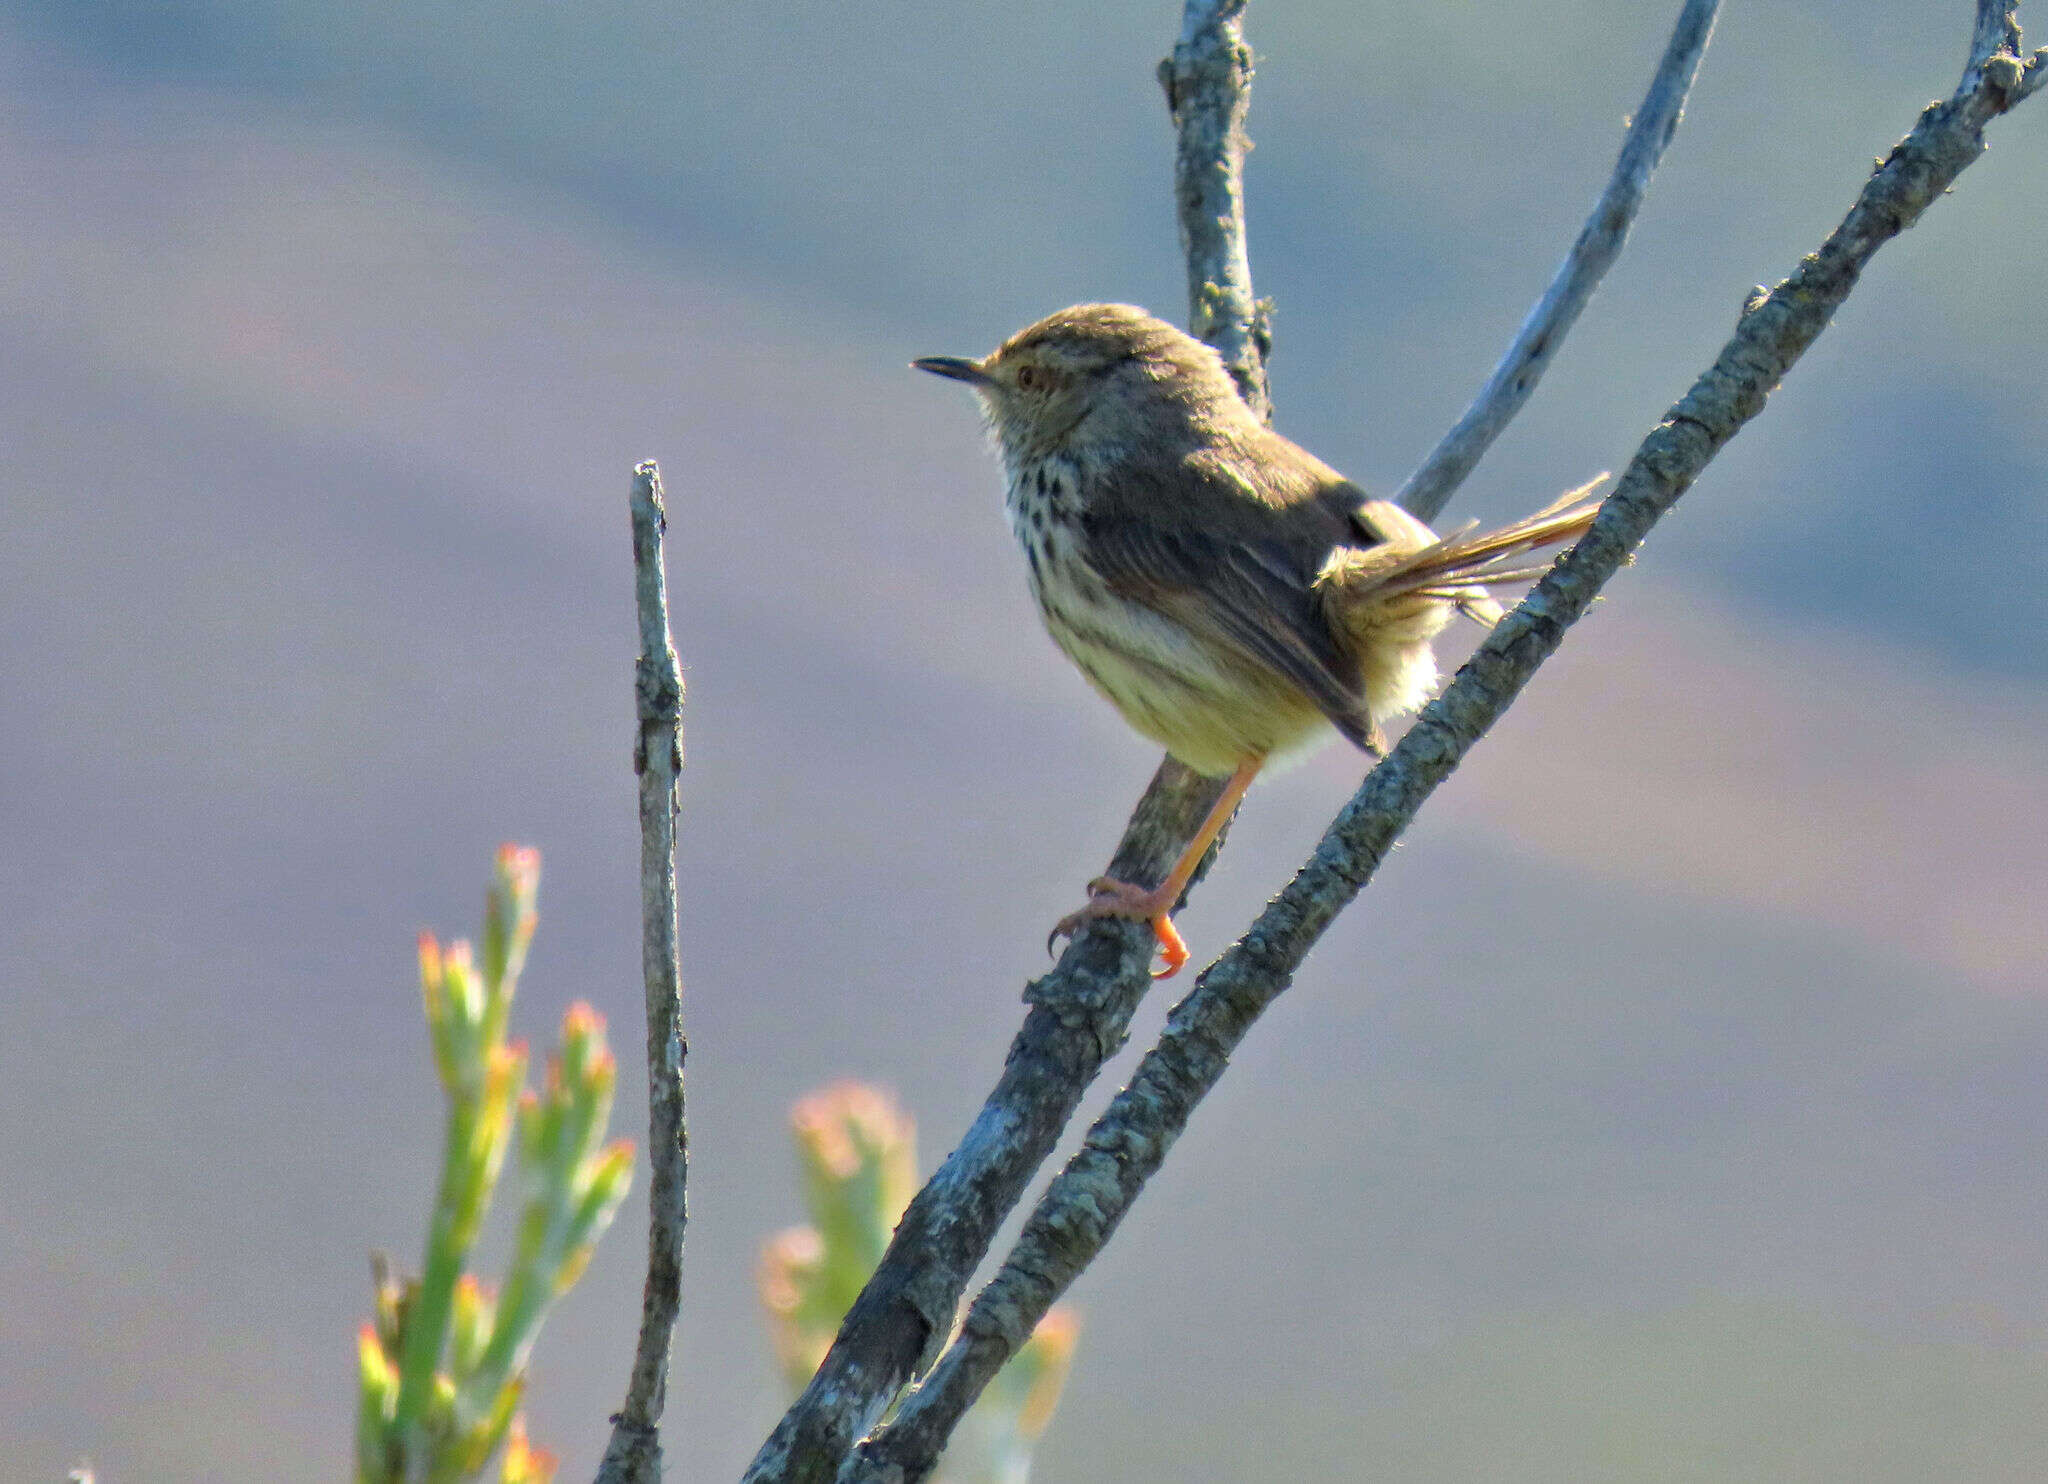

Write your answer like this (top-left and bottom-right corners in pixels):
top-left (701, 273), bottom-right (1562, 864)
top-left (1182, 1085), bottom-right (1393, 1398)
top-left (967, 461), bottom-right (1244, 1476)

top-left (1317, 475), bottom-right (1608, 631)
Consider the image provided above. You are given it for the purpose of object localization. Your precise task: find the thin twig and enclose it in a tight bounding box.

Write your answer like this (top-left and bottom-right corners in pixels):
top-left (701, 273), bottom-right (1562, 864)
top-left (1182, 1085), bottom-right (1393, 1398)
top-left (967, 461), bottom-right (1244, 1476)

top-left (594, 461), bottom-right (690, 1484)
top-left (739, 3), bottom-right (1271, 1475)
top-left (1397, 0), bottom-right (1722, 523)
top-left (841, 12), bottom-right (2045, 1476)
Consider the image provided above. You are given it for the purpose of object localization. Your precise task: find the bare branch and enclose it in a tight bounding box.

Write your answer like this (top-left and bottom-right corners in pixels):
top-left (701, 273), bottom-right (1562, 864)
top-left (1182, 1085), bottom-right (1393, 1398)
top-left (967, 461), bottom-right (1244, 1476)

top-left (1397, 0), bottom-right (1722, 523)
top-left (841, 13), bottom-right (2044, 1477)
top-left (740, 4), bottom-right (1275, 1475)
top-left (1162, 0), bottom-right (1271, 419)
top-left (594, 461), bottom-right (690, 1484)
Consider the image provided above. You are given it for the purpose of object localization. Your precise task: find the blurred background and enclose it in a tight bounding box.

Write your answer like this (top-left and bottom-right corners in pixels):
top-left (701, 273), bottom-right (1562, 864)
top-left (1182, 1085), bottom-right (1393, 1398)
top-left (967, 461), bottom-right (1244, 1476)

top-left (4, 1), bottom-right (2046, 1478)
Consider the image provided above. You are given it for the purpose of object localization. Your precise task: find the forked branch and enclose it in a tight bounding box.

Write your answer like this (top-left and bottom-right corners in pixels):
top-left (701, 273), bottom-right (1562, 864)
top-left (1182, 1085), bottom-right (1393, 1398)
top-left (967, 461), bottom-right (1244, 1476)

top-left (840, 11), bottom-right (2045, 1478)
top-left (750, 0), bottom-right (1747, 1478)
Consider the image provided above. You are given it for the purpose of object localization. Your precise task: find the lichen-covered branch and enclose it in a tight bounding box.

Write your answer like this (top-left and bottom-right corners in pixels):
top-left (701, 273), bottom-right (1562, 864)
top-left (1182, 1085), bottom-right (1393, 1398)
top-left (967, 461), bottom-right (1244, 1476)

top-left (838, 14), bottom-right (2045, 1477)
top-left (1397, 0), bottom-right (1722, 523)
top-left (738, 759), bottom-right (1226, 1484)
top-left (1161, 0), bottom-right (1270, 419)
top-left (594, 461), bottom-right (690, 1484)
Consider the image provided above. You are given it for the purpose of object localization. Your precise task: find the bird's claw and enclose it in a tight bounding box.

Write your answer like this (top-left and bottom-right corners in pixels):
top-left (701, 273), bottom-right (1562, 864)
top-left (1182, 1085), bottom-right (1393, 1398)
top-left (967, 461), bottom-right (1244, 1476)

top-left (1045, 878), bottom-right (1191, 979)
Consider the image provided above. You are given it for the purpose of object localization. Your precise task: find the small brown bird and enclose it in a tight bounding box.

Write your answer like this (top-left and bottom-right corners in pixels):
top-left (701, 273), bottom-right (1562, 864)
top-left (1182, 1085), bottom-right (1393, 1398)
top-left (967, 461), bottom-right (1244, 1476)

top-left (916, 303), bottom-right (1600, 976)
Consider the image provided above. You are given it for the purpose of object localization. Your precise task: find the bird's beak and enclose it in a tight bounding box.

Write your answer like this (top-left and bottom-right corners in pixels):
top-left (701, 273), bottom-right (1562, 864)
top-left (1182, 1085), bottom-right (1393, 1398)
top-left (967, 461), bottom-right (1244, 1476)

top-left (911, 355), bottom-right (994, 387)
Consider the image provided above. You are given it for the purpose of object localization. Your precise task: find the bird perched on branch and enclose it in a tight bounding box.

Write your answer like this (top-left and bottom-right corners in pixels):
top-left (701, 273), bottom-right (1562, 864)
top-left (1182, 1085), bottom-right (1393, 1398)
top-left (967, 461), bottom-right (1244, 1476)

top-left (916, 303), bottom-right (1601, 977)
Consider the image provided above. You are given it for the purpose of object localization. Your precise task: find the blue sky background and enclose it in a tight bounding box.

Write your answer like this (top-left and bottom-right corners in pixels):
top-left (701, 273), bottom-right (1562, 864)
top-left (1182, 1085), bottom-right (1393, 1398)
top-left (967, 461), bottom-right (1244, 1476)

top-left (3, 3), bottom-right (2047, 1479)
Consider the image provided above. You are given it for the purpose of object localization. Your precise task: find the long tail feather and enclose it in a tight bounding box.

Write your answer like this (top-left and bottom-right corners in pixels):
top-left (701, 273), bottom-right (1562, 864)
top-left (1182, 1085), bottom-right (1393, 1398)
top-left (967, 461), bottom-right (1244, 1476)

top-left (1348, 474), bottom-right (1607, 607)
top-left (1311, 475), bottom-right (1608, 724)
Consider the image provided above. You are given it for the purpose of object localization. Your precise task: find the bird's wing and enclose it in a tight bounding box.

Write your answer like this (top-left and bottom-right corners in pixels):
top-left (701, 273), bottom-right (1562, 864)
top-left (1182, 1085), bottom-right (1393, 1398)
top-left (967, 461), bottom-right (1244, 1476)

top-left (1079, 459), bottom-right (1384, 754)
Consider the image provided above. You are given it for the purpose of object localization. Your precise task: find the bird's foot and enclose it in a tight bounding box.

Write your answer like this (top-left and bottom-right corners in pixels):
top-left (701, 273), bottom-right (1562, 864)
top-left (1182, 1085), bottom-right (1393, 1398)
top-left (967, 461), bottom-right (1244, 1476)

top-left (1048, 876), bottom-right (1189, 978)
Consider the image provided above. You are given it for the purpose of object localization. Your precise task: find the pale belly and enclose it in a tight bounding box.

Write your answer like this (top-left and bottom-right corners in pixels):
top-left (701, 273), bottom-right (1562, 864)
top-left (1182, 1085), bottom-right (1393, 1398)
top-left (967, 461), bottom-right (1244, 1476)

top-left (1006, 464), bottom-right (1341, 776)
top-left (1040, 577), bottom-right (1341, 775)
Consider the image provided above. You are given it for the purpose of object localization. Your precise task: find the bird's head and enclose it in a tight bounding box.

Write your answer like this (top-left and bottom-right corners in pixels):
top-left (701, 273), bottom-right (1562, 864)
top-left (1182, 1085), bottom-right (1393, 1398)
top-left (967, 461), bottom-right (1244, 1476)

top-left (914, 303), bottom-right (1249, 464)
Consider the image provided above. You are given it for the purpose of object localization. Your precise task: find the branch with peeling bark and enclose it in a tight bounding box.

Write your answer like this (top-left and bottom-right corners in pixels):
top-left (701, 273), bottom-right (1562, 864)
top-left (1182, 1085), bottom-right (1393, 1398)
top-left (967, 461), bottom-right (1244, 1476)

top-left (594, 462), bottom-right (690, 1484)
top-left (836, 10), bottom-right (2046, 1480)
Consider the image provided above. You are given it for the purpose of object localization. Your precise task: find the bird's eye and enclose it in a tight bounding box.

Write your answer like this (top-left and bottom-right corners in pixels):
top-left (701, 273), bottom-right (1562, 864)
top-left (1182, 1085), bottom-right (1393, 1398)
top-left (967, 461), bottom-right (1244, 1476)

top-left (1015, 365), bottom-right (1040, 390)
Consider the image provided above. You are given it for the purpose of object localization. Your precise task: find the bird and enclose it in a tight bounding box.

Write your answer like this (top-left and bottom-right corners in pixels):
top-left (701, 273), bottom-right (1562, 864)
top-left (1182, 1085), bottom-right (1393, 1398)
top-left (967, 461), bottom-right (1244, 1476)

top-left (915, 303), bottom-right (1602, 977)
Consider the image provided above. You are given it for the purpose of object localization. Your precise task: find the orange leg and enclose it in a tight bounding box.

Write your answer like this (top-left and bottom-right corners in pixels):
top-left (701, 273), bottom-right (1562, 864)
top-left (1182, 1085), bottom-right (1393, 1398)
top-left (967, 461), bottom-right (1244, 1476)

top-left (1052, 756), bottom-right (1263, 978)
